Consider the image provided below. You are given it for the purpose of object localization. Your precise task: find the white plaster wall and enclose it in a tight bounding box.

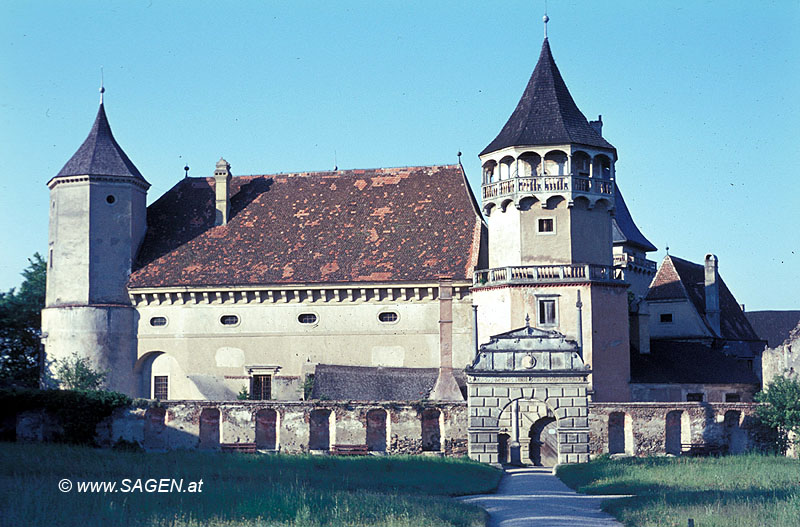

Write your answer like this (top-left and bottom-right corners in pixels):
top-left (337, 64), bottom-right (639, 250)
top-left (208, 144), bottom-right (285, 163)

top-left (46, 182), bottom-right (91, 305)
top-left (647, 299), bottom-right (712, 339)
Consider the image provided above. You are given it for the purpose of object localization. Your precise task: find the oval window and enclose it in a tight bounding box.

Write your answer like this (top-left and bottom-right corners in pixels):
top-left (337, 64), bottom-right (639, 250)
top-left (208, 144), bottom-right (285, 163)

top-left (298, 313), bottom-right (318, 324)
top-left (149, 316), bottom-right (167, 327)
top-left (378, 312), bottom-right (398, 323)
top-left (106, 195), bottom-right (116, 204)
top-left (220, 315), bottom-right (239, 326)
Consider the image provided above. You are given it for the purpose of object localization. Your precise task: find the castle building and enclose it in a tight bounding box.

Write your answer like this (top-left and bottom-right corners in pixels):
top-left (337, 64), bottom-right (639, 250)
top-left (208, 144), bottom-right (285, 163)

top-left (43, 24), bottom-right (758, 421)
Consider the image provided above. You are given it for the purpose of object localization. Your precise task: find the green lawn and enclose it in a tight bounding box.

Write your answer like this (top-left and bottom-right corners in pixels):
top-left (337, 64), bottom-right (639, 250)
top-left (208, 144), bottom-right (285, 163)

top-left (557, 454), bottom-right (800, 527)
top-left (0, 442), bottom-right (501, 527)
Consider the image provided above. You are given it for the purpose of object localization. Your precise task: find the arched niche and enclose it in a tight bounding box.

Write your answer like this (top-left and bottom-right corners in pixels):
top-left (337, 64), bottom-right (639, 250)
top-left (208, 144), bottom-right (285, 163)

top-left (499, 156), bottom-right (515, 180)
top-left (592, 154), bottom-right (612, 179)
top-left (482, 160), bottom-right (498, 184)
top-left (573, 151), bottom-right (591, 176)
top-left (518, 152), bottom-right (542, 177)
top-left (544, 150), bottom-right (568, 176)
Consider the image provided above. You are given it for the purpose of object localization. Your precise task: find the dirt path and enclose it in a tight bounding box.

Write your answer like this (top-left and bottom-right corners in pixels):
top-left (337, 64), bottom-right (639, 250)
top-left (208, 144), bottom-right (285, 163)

top-left (460, 467), bottom-right (627, 527)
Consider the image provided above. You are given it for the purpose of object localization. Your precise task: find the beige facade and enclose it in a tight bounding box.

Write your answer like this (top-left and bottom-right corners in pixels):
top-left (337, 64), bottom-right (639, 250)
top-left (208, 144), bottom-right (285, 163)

top-left (131, 283), bottom-right (474, 400)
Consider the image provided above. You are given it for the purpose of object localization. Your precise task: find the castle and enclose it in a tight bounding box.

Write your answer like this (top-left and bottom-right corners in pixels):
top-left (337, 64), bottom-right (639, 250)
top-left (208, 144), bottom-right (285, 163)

top-left (41, 23), bottom-right (765, 463)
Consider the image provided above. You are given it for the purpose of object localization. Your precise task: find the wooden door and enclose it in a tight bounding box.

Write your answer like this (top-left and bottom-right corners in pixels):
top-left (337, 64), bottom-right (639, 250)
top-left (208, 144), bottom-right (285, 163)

top-left (529, 417), bottom-right (558, 466)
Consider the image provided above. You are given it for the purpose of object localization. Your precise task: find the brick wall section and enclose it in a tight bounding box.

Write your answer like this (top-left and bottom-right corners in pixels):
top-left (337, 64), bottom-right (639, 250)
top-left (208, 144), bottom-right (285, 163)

top-left (589, 402), bottom-right (769, 456)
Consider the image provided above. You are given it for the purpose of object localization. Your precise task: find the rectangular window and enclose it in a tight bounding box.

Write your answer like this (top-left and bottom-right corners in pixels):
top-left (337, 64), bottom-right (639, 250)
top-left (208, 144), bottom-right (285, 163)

top-left (153, 376), bottom-right (168, 400)
top-left (537, 218), bottom-right (554, 233)
top-left (686, 392), bottom-right (703, 402)
top-left (538, 298), bottom-right (557, 326)
top-left (251, 375), bottom-right (272, 401)
top-left (660, 313), bottom-right (673, 323)
top-left (725, 393), bottom-right (741, 402)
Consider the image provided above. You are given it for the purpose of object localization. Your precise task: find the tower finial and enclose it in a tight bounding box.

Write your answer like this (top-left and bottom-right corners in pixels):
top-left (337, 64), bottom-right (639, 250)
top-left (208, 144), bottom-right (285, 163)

top-left (99, 66), bottom-right (105, 104)
top-left (543, 0), bottom-right (549, 39)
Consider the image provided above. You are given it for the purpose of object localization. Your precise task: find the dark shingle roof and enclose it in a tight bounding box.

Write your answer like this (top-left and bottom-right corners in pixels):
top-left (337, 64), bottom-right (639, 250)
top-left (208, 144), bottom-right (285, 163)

top-left (745, 311), bottom-right (800, 348)
top-left (129, 165), bottom-right (485, 288)
top-left (612, 188), bottom-right (657, 252)
top-left (646, 255), bottom-right (761, 341)
top-left (481, 38), bottom-right (614, 155)
top-left (312, 365), bottom-right (452, 401)
top-left (56, 103), bottom-right (145, 181)
top-left (631, 340), bottom-right (760, 384)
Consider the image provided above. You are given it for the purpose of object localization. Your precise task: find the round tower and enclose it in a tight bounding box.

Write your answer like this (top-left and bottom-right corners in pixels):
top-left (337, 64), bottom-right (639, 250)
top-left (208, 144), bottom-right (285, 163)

top-left (41, 90), bottom-right (149, 394)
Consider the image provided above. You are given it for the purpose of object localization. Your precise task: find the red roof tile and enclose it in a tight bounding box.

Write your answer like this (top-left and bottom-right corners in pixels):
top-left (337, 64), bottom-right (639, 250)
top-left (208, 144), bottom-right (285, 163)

top-left (129, 165), bottom-right (485, 288)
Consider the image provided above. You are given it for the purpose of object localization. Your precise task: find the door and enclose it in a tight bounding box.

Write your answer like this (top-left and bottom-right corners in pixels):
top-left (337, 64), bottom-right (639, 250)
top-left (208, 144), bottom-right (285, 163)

top-left (529, 417), bottom-right (558, 466)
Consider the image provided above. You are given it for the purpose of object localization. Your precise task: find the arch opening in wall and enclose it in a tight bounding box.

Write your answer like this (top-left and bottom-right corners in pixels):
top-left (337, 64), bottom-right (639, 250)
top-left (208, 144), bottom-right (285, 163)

top-left (517, 196), bottom-right (537, 211)
top-left (529, 416), bottom-right (558, 466)
top-left (608, 412), bottom-right (625, 455)
top-left (198, 408), bottom-right (220, 450)
top-left (593, 154), bottom-right (612, 179)
top-left (134, 351), bottom-right (164, 399)
top-left (665, 410), bottom-right (683, 455)
top-left (499, 156), bottom-right (515, 180)
top-left (573, 151), bottom-right (591, 176)
top-left (256, 408), bottom-right (279, 451)
top-left (309, 409), bottom-right (331, 451)
top-left (421, 408), bottom-right (441, 452)
top-left (498, 432), bottom-right (510, 465)
top-left (144, 407), bottom-right (166, 450)
top-left (518, 152), bottom-right (541, 177)
top-left (724, 410), bottom-right (747, 455)
top-left (544, 150), bottom-right (568, 175)
top-left (366, 409), bottom-right (388, 452)
top-left (482, 160), bottom-right (497, 184)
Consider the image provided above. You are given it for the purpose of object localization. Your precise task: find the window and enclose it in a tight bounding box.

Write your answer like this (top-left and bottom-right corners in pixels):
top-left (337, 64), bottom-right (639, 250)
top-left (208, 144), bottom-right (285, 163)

top-left (220, 315), bottom-right (239, 326)
top-left (298, 313), bottom-right (317, 324)
top-left (538, 298), bottom-right (557, 326)
top-left (537, 218), bottom-right (555, 234)
top-left (149, 316), bottom-right (167, 327)
top-left (106, 194), bottom-right (116, 204)
top-left (686, 392), bottom-right (704, 402)
top-left (725, 393), bottom-right (741, 402)
top-left (251, 375), bottom-right (272, 400)
top-left (378, 312), bottom-right (398, 323)
top-left (660, 313), bottom-right (673, 323)
top-left (153, 376), bottom-right (168, 400)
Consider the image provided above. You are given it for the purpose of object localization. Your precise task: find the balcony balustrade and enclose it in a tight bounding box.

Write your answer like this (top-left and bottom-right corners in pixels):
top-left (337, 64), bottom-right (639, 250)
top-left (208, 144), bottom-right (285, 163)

top-left (473, 264), bottom-right (620, 287)
top-left (481, 174), bottom-right (614, 202)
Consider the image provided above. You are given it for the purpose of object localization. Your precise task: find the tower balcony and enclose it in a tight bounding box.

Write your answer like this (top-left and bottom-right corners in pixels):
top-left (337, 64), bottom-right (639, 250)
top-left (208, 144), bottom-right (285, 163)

top-left (473, 264), bottom-right (622, 288)
top-left (481, 174), bottom-right (614, 209)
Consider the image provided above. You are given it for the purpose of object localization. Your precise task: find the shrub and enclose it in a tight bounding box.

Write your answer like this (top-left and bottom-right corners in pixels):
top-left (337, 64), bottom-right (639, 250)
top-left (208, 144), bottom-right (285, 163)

top-left (756, 375), bottom-right (800, 453)
top-left (55, 352), bottom-right (107, 390)
top-left (0, 387), bottom-right (131, 444)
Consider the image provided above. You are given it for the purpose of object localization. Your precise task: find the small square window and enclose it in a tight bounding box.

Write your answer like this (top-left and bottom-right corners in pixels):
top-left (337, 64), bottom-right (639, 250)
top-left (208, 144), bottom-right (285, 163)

top-left (660, 313), bottom-right (673, 323)
top-left (153, 376), bottom-right (168, 400)
top-left (725, 393), bottom-right (740, 402)
top-left (538, 298), bottom-right (557, 326)
top-left (537, 218), bottom-right (554, 233)
top-left (686, 392), bottom-right (703, 402)
top-left (251, 375), bottom-right (272, 400)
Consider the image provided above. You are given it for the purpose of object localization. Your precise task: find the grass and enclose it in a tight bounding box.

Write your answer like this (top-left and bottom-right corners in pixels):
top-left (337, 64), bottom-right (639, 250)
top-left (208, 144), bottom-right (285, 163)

top-left (0, 442), bottom-right (501, 527)
top-left (557, 454), bottom-right (800, 527)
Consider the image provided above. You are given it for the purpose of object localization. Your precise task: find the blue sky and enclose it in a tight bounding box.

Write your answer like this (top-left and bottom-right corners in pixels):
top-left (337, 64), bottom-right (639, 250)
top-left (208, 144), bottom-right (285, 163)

top-left (1, 1), bottom-right (798, 310)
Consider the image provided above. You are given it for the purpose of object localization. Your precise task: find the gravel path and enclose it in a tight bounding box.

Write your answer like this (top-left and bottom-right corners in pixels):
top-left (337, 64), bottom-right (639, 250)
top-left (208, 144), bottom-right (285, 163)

top-left (459, 467), bottom-right (628, 527)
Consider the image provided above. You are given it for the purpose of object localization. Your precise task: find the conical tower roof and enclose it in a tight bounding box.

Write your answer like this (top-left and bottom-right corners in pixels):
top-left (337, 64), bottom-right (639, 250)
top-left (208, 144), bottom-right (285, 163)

top-left (56, 102), bottom-right (145, 181)
top-left (481, 38), bottom-right (614, 155)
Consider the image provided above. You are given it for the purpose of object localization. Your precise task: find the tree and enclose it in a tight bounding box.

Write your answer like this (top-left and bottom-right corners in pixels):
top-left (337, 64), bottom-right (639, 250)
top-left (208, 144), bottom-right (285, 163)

top-left (755, 375), bottom-right (800, 452)
top-left (55, 352), bottom-right (107, 391)
top-left (0, 253), bottom-right (46, 388)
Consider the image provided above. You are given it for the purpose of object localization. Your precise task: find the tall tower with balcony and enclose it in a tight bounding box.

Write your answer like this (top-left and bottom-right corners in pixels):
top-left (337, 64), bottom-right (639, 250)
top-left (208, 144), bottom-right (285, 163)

top-left (472, 34), bottom-right (631, 402)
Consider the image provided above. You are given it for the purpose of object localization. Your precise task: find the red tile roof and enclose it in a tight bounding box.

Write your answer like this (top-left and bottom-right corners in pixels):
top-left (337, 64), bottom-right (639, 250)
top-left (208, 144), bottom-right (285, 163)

top-left (129, 165), bottom-right (485, 288)
top-left (646, 255), bottom-right (761, 341)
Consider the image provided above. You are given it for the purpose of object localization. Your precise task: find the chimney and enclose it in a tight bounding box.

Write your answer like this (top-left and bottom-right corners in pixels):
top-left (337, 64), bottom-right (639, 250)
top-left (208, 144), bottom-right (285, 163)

top-left (704, 254), bottom-right (721, 336)
top-left (589, 114), bottom-right (603, 136)
top-left (214, 158), bottom-right (232, 226)
top-left (429, 279), bottom-right (464, 401)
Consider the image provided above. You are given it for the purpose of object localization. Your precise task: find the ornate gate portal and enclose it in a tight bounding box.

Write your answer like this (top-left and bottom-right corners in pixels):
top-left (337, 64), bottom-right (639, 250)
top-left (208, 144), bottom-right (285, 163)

top-left (466, 323), bottom-right (591, 466)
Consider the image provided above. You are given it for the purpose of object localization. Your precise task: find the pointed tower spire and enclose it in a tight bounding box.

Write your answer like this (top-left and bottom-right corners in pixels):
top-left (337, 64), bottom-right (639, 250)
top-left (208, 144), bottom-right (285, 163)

top-left (55, 93), bottom-right (146, 182)
top-left (481, 38), bottom-right (614, 155)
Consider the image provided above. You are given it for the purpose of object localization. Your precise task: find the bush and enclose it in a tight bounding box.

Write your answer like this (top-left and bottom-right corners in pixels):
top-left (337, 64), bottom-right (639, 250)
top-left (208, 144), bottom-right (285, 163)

top-left (0, 387), bottom-right (131, 444)
top-left (755, 375), bottom-right (800, 453)
top-left (55, 352), bottom-right (107, 390)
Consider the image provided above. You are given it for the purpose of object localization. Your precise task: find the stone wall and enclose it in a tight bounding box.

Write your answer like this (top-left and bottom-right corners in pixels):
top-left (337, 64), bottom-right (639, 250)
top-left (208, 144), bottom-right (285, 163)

top-left (92, 401), bottom-right (467, 456)
top-left (589, 402), bottom-right (768, 457)
top-left (762, 321), bottom-right (800, 386)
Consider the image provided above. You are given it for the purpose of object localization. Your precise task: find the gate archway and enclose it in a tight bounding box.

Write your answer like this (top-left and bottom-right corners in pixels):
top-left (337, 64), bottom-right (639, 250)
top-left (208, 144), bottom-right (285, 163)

top-left (529, 417), bottom-right (558, 466)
